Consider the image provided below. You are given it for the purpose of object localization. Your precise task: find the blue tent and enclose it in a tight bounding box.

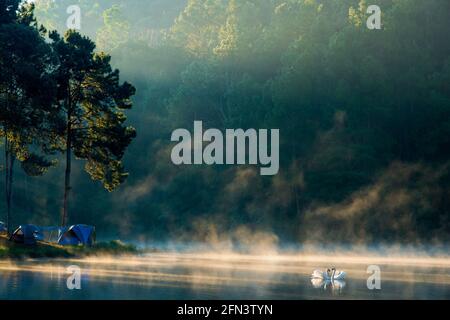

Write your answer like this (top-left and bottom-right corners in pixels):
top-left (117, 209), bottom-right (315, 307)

top-left (10, 225), bottom-right (42, 245)
top-left (36, 226), bottom-right (66, 243)
top-left (58, 225), bottom-right (96, 246)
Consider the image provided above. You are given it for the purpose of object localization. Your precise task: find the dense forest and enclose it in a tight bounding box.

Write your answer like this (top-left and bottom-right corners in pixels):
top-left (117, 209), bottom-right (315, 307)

top-left (1, 0), bottom-right (450, 246)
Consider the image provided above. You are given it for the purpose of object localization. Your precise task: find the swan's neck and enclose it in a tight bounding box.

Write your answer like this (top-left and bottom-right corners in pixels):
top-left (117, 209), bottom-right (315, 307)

top-left (331, 269), bottom-right (336, 280)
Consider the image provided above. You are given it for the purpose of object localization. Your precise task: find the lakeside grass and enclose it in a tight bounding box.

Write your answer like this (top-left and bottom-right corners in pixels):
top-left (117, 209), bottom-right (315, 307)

top-left (0, 235), bottom-right (139, 260)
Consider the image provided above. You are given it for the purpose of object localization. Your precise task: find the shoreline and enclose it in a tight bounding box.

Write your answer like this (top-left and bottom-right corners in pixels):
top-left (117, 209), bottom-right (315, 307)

top-left (0, 235), bottom-right (140, 260)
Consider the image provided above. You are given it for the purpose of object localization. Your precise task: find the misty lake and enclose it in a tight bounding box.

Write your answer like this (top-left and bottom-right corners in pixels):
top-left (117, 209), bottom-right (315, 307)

top-left (1, 252), bottom-right (449, 300)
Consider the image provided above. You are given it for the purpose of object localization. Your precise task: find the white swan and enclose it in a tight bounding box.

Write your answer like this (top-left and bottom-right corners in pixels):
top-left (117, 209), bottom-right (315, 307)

top-left (311, 267), bottom-right (347, 281)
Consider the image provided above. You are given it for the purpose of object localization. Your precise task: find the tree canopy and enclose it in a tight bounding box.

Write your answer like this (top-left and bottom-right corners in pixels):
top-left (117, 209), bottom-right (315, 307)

top-left (0, 0), bottom-right (136, 231)
top-left (7, 0), bottom-right (450, 244)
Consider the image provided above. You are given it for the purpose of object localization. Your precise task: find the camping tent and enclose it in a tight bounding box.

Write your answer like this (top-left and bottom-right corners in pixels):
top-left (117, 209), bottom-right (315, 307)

top-left (38, 226), bottom-right (66, 243)
top-left (9, 225), bottom-right (41, 245)
top-left (58, 225), bottom-right (96, 246)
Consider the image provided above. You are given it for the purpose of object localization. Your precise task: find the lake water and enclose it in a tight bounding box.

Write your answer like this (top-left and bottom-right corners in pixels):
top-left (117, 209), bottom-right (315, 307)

top-left (1, 252), bottom-right (449, 300)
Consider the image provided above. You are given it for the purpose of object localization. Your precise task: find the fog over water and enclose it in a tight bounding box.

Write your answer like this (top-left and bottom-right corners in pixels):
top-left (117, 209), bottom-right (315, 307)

top-left (1, 246), bottom-right (450, 299)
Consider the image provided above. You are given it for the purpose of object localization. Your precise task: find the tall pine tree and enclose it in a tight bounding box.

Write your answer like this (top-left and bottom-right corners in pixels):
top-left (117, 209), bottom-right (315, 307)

top-left (49, 30), bottom-right (136, 226)
top-left (0, 1), bottom-right (57, 233)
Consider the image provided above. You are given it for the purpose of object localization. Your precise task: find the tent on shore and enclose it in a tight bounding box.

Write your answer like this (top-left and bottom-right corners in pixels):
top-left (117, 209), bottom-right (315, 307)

top-left (9, 225), bottom-right (42, 245)
top-left (6, 224), bottom-right (96, 246)
top-left (58, 225), bottom-right (96, 246)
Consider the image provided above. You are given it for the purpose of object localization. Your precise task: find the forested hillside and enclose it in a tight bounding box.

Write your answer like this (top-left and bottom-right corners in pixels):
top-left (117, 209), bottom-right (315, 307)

top-left (4, 0), bottom-right (449, 245)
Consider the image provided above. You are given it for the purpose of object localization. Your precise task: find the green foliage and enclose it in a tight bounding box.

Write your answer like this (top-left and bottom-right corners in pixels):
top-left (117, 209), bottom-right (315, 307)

top-left (96, 5), bottom-right (130, 52)
top-left (0, 236), bottom-right (139, 259)
top-left (0, 0), bottom-right (20, 24)
top-left (14, 0), bottom-right (450, 244)
top-left (80, 239), bottom-right (139, 255)
top-left (0, 0), bottom-right (59, 232)
top-left (20, 154), bottom-right (55, 177)
top-left (1, 1), bottom-right (136, 230)
top-left (50, 29), bottom-right (137, 192)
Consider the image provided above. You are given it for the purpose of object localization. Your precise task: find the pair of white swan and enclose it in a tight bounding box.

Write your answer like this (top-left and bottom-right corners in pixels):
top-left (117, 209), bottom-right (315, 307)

top-left (311, 267), bottom-right (347, 281)
top-left (311, 267), bottom-right (347, 291)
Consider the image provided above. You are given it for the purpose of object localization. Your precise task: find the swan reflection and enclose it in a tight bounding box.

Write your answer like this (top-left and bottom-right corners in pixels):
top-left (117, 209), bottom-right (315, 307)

top-left (311, 278), bottom-right (346, 291)
top-left (311, 267), bottom-right (347, 293)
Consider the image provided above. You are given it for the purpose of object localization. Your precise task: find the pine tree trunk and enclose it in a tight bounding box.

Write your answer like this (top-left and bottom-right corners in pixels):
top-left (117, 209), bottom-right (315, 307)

top-left (61, 128), bottom-right (72, 227)
top-left (4, 134), bottom-right (15, 235)
top-left (4, 135), bottom-right (10, 235)
top-left (62, 92), bottom-right (72, 227)
top-left (7, 155), bottom-right (14, 234)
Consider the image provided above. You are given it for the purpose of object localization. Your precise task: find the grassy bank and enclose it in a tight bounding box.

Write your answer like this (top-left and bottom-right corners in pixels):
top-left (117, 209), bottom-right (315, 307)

top-left (0, 235), bottom-right (139, 259)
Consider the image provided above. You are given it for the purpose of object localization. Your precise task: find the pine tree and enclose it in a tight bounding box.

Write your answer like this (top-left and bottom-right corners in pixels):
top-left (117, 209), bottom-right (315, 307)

top-left (49, 30), bottom-right (136, 226)
top-left (0, 1), bottom-right (57, 233)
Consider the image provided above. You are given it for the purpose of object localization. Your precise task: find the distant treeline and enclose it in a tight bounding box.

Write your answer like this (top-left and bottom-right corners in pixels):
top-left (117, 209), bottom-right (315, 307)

top-left (7, 0), bottom-right (450, 244)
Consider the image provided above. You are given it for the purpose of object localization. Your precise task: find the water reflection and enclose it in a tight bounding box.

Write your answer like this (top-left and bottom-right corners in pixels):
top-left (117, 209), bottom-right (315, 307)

top-left (311, 278), bottom-right (346, 294)
top-left (0, 253), bottom-right (449, 300)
